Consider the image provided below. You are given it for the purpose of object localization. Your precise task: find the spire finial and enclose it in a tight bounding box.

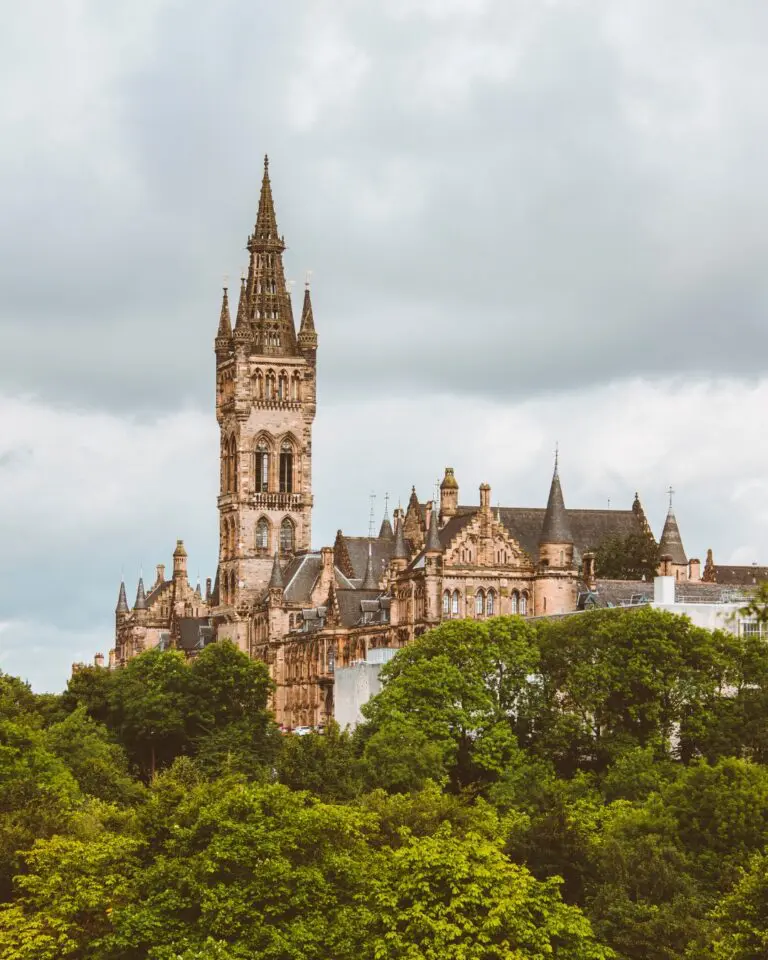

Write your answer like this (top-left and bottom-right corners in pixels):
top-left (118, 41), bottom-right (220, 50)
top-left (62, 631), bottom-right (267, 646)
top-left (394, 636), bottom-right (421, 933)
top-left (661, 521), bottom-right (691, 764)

top-left (264, 153), bottom-right (269, 174)
top-left (667, 485), bottom-right (675, 510)
top-left (554, 441), bottom-right (559, 475)
top-left (305, 269), bottom-right (313, 289)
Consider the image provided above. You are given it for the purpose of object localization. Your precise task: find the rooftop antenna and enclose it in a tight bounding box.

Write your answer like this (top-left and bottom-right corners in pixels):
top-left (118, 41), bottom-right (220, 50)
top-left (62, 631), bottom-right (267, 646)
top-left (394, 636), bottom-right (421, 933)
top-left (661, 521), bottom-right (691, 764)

top-left (368, 492), bottom-right (377, 539)
top-left (433, 477), bottom-right (440, 507)
top-left (383, 491), bottom-right (390, 517)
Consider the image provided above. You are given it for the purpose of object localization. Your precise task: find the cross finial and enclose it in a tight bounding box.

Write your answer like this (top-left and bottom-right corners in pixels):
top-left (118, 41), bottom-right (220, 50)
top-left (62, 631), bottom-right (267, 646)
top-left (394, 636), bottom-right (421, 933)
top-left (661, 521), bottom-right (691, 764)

top-left (305, 269), bottom-right (313, 289)
top-left (554, 441), bottom-right (559, 473)
top-left (667, 485), bottom-right (675, 509)
top-left (223, 273), bottom-right (229, 291)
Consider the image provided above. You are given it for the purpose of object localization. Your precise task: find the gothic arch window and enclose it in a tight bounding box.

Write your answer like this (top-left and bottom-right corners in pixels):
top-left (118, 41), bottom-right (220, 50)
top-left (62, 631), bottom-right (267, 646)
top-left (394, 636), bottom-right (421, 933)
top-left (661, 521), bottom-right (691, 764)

top-left (229, 519), bottom-right (237, 558)
top-left (520, 591), bottom-right (528, 615)
top-left (442, 591), bottom-right (450, 617)
top-left (511, 590), bottom-right (519, 614)
top-left (560, 550), bottom-right (565, 566)
top-left (254, 371), bottom-right (263, 400)
top-left (279, 440), bottom-right (294, 493)
top-left (291, 374), bottom-right (301, 401)
top-left (475, 590), bottom-right (485, 617)
top-left (280, 517), bottom-right (295, 556)
top-left (486, 590), bottom-right (495, 616)
top-left (255, 439), bottom-right (270, 493)
top-left (278, 372), bottom-right (288, 401)
top-left (265, 372), bottom-right (276, 400)
top-left (256, 517), bottom-right (270, 553)
top-left (226, 437), bottom-right (238, 493)
top-left (451, 589), bottom-right (460, 617)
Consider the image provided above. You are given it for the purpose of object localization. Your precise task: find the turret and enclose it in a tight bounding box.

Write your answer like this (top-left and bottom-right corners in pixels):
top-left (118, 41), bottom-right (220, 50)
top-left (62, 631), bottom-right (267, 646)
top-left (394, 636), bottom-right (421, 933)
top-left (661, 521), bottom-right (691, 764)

top-left (392, 516), bottom-right (409, 571)
top-left (115, 581), bottom-right (129, 621)
top-left (172, 540), bottom-right (188, 582)
top-left (134, 577), bottom-right (148, 622)
top-left (439, 467), bottom-right (459, 521)
top-left (538, 453), bottom-right (574, 569)
top-left (658, 491), bottom-right (687, 579)
top-left (268, 551), bottom-right (284, 593)
top-left (297, 281), bottom-right (318, 362)
top-left (378, 501), bottom-right (394, 541)
top-left (425, 503), bottom-right (441, 554)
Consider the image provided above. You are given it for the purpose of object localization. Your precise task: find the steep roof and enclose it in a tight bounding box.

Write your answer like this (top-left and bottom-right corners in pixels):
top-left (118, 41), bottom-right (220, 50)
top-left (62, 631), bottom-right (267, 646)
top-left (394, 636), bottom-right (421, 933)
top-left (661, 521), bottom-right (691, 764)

top-left (282, 552), bottom-right (355, 604)
top-left (335, 589), bottom-right (388, 628)
top-left (337, 535), bottom-right (395, 581)
top-left (177, 618), bottom-right (215, 652)
top-left (659, 507), bottom-right (688, 565)
top-left (711, 565), bottom-right (768, 586)
top-left (539, 458), bottom-right (573, 545)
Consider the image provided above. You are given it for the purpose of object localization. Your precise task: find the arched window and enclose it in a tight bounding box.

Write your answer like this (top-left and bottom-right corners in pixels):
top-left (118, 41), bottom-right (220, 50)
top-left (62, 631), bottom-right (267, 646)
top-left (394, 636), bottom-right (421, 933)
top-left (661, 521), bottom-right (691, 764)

top-left (279, 441), bottom-right (294, 493)
top-left (560, 550), bottom-right (565, 566)
top-left (486, 590), bottom-right (495, 616)
top-left (475, 590), bottom-right (485, 616)
top-left (228, 437), bottom-right (238, 492)
top-left (280, 517), bottom-right (295, 556)
top-left (278, 373), bottom-right (288, 401)
top-left (265, 373), bottom-right (275, 400)
top-left (256, 517), bottom-right (269, 553)
top-left (442, 591), bottom-right (450, 616)
top-left (254, 371), bottom-right (263, 400)
top-left (451, 590), bottom-right (460, 617)
top-left (291, 374), bottom-right (301, 401)
top-left (229, 519), bottom-right (237, 558)
top-left (520, 592), bottom-right (528, 615)
top-left (511, 590), bottom-right (519, 614)
top-left (255, 439), bottom-right (270, 492)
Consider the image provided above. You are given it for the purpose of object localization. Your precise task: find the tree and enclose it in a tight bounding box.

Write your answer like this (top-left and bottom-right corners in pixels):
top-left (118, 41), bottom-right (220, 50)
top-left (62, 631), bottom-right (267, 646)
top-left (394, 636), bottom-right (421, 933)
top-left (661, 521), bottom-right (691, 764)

top-left (594, 532), bottom-right (659, 581)
top-left (61, 666), bottom-right (115, 728)
top-left (369, 824), bottom-right (611, 960)
top-left (277, 721), bottom-right (362, 799)
top-left (708, 851), bottom-right (768, 960)
top-left (109, 649), bottom-right (191, 779)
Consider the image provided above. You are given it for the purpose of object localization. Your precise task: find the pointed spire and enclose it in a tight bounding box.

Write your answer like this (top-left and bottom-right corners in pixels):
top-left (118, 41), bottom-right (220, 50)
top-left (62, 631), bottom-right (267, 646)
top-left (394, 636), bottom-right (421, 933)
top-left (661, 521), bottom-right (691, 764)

top-left (407, 486), bottom-right (420, 514)
top-left (253, 155), bottom-right (282, 246)
top-left (116, 580), bottom-right (129, 615)
top-left (361, 542), bottom-right (379, 590)
top-left (540, 454), bottom-right (573, 545)
top-left (234, 276), bottom-right (249, 340)
top-left (425, 505), bottom-right (441, 553)
top-left (217, 287), bottom-right (232, 339)
top-left (659, 493), bottom-right (687, 566)
top-left (299, 283), bottom-right (315, 335)
top-left (268, 552), bottom-right (284, 590)
top-left (134, 577), bottom-right (147, 611)
top-left (393, 516), bottom-right (409, 560)
top-left (194, 579), bottom-right (202, 600)
top-left (379, 496), bottom-right (394, 540)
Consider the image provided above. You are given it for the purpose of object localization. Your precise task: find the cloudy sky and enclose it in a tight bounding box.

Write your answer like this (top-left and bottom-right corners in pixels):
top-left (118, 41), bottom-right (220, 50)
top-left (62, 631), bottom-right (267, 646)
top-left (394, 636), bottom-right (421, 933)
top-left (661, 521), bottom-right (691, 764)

top-left (2, 0), bottom-right (768, 691)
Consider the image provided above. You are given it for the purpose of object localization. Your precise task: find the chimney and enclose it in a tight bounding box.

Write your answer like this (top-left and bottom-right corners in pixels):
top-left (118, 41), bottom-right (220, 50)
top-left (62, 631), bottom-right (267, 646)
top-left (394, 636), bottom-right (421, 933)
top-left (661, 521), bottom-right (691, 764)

top-left (688, 558), bottom-right (701, 582)
top-left (660, 553), bottom-right (673, 578)
top-left (424, 500), bottom-right (433, 533)
top-left (654, 575), bottom-right (675, 605)
top-left (172, 540), bottom-right (188, 581)
top-left (155, 563), bottom-right (165, 585)
top-left (94, 653), bottom-right (105, 668)
top-left (479, 483), bottom-right (491, 511)
top-left (312, 546), bottom-right (335, 604)
top-left (583, 551), bottom-right (596, 589)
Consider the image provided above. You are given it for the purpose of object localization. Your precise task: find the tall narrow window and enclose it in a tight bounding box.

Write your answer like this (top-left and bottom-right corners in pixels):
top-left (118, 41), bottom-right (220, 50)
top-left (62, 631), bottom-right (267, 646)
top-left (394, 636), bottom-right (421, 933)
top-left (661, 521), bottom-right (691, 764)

top-left (451, 590), bottom-right (460, 617)
top-left (520, 592), bottom-right (528, 615)
top-left (511, 590), bottom-right (519, 614)
top-left (486, 590), bottom-right (495, 616)
top-left (278, 374), bottom-right (288, 400)
top-left (256, 517), bottom-right (269, 552)
top-left (291, 375), bottom-right (300, 401)
top-left (442, 591), bottom-right (450, 616)
top-left (228, 438), bottom-right (238, 492)
top-left (279, 441), bottom-right (293, 493)
top-left (280, 517), bottom-right (295, 555)
top-left (255, 441), bottom-right (269, 492)
top-left (475, 590), bottom-right (485, 616)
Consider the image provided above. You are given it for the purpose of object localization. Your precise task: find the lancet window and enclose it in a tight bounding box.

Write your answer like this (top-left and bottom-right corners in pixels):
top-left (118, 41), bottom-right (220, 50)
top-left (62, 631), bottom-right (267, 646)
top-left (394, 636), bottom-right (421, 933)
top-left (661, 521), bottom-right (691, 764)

top-left (255, 440), bottom-right (270, 493)
top-left (280, 517), bottom-right (295, 556)
top-left (279, 441), bottom-right (294, 493)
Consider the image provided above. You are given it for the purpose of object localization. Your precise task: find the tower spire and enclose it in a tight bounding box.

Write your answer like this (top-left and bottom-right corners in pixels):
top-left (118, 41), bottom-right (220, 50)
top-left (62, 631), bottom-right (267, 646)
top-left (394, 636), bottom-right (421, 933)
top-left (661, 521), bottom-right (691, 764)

top-left (425, 504), bottom-right (441, 553)
top-left (247, 156), bottom-right (297, 356)
top-left (234, 276), bottom-right (249, 340)
top-left (297, 280), bottom-right (318, 354)
top-left (268, 551), bottom-right (284, 590)
top-left (540, 452), bottom-right (573, 546)
top-left (378, 492), bottom-right (394, 540)
top-left (393, 515), bottom-right (409, 561)
top-left (134, 577), bottom-right (147, 611)
top-left (217, 286), bottom-right (232, 338)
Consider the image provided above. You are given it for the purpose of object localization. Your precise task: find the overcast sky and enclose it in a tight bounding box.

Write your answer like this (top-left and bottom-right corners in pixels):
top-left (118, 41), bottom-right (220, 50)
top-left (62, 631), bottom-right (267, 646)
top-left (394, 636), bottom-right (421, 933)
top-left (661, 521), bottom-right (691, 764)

top-left (2, 0), bottom-right (768, 691)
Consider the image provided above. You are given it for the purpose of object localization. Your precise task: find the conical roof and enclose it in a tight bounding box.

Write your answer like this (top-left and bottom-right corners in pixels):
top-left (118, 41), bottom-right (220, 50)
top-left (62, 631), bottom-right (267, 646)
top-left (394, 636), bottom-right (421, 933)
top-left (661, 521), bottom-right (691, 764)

top-left (298, 283), bottom-right (318, 351)
top-left (234, 276), bottom-right (249, 340)
top-left (134, 577), bottom-right (147, 611)
top-left (115, 581), bottom-right (129, 615)
top-left (425, 507), bottom-right (441, 553)
top-left (268, 552), bottom-right (284, 590)
top-left (659, 506), bottom-right (687, 565)
top-left (393, 516), bottom-right (409, 560)
top-left (360, 543), bottom-right (379, 589)
top-left (540, 456), bottom-right (573, 546)
top-left (379, 507), bottom-right (394, 540)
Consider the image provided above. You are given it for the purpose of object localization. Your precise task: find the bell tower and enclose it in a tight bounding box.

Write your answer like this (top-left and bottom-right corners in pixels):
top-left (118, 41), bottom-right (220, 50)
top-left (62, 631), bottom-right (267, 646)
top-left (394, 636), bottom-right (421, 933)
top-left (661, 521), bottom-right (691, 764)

top-left (215, 157), bottom-right (317, 633)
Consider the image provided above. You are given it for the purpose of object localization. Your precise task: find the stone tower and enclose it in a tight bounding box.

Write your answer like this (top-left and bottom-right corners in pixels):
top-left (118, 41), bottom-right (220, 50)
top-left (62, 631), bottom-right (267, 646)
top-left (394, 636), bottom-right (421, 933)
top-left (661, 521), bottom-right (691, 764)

top-left (535, 453), bottom-right (577, 615)
top-left (215, 157), bottom-right (317, 633)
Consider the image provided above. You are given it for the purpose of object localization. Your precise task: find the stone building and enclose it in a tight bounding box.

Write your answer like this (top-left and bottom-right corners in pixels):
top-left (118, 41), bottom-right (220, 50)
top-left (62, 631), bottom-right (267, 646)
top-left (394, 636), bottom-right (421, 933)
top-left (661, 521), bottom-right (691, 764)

top-left (105, 157), bottom-right (764, 729)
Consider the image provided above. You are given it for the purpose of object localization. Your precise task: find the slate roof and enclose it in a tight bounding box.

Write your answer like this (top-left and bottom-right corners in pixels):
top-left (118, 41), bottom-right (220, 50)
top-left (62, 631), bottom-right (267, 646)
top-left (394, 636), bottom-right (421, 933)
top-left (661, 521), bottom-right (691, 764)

top-left (712, 565), bottom-right (768, 586)
top-left (335, 589), bottom-right (389, 628)
top-left (282, 552), bottom-right (355, 604)
top-left (659, 508), bottom-right (688, 565)
top-left (540, 467), bottom-right (573, 545)
top-left (178, 617), bottom-right (215, 652)
top-left (337, 536), bottom-right (395, 581)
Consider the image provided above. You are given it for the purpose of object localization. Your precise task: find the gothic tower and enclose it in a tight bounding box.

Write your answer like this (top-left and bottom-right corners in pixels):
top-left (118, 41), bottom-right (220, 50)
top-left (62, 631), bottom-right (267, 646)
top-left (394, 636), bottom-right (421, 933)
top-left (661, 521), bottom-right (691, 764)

top-left (215, 157), bottom-right (317, 638)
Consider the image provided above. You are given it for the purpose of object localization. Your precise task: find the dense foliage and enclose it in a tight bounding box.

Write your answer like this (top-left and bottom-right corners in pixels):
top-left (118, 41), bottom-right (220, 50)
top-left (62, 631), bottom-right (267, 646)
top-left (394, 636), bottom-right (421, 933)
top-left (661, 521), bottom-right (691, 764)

top-left (2, 609), bottom-right (768, 957)
top-left (594, 531), bottom-right (660, 582)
